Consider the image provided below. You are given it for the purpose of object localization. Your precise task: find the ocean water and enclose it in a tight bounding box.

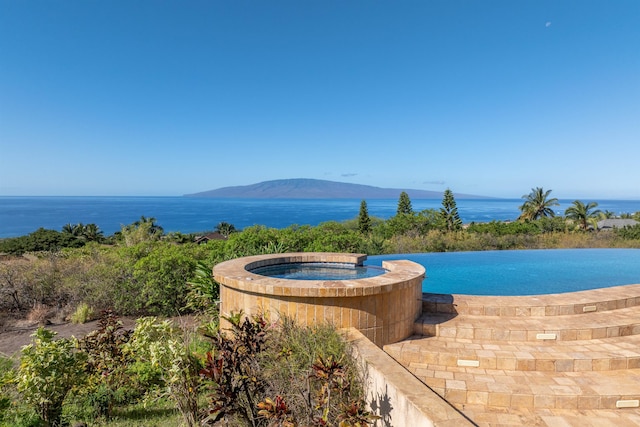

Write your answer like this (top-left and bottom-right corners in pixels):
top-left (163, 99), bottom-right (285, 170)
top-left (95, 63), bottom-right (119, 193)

top-left (1, 196), bottom-right (639, 238)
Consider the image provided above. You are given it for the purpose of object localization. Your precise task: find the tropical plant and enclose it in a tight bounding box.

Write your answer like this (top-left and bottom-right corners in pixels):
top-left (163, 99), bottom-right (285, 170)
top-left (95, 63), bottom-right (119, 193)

top-left (396, 192), bottom-right (413, 216)
top-left (137, 216), bottom-right (164, 236)
top-left (615, 224), bottom-right (640, 240)
top-left (119, 216), bottom-right (164, 246)
top-left (440, 188), bottom-right (462, 231)
top-left (200, 312), bottom-right (269, 426)
top-left (131, 242), bottom-right (201, 316)
top-left (201, 313), bottom-right (373, 427)
top-left (0, 228), bottom-right (83, 255)
top-left (518, 187), bottom-right (559, 221)
top-left (185, 261), bottom-right (219, 315)
top-left (17, 328), bottom-right (87, 427)
top-left (70, 302), bottom-right (95, 324)
top-left (62, 223), bottom-right (104, 242)
top-left (600, 210), bottom-right (616, 219)
top-left (564, 200), bottom-right (602, 231)
top-left (62, 223), bottom-right (83, 237)
top-left (357, 200), bottom-right (371, 234)
top-left (260, 317), bottom-right (372, 427)
top-left (0, 356), bottom-right (14, 422)
top-left (77, 310), bottom-right (133, 419)
top-left (215, 221), bottom-right (237, 238)
top-left (81, 223), bottom-right (104, 242)
top-left (124, 317), bottom-right (203, 427)
top-left (257, 395), bottom-right (295, 426)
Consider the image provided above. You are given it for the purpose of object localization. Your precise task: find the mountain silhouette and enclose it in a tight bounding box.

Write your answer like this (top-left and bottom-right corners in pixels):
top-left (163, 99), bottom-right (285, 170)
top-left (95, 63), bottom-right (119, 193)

top-left (184, 178), bottom-right (486, 199)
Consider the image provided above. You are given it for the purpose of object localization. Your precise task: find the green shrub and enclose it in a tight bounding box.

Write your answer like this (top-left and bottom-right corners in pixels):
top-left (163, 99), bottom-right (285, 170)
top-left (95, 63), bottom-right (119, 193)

top-left (123, 317), bottom-right (205, 427)
top-left (17, 328), bottom-right (87, 427)
top-left (0, 356), bottom-right (14, 423)
top-left (77, 311), bottom-right (133, 419)
top-left (0, 228), bottom-right (84, 255)
top-left (70, 303), bottom-right (94, 324)
top-left (185, 261), bottom-right (219, 315)
top-left (200, 313), bottom-right (374, 427)
top-left (615, 224), bottom-right (640, 240)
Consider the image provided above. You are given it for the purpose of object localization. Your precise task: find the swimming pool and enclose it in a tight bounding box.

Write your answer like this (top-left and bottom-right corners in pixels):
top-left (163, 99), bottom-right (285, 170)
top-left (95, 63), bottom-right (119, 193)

top-left (365, 249), bottom-right (640, 296)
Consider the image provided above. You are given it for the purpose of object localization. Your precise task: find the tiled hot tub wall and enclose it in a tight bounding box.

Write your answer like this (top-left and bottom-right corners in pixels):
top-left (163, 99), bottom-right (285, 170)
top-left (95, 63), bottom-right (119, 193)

top-left (212, 252), bottom-right (425, 347)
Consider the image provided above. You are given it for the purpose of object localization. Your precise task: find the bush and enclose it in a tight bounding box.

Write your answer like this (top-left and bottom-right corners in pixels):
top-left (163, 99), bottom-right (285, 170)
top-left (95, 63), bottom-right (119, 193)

top-left (17, 328), bottom-right (87, 427)
top-left (77, 311), bottom-right (133, 419)
top-left (0, 229), bottom-right (83, 255)
top-left (615, 224), bottom-right (640, 240)
top-left (0, 356), bottom-right (14, 423)
top-left (200, 313), bottom-right (375, 427)
top-left (123, 317), bottom-right (205, 427)
top-left (262, 318), bottom-right (368, 426)
top-left (467, 220), bottom-right (541, 236)
top-left (70, 303), bottom-right (94, 324)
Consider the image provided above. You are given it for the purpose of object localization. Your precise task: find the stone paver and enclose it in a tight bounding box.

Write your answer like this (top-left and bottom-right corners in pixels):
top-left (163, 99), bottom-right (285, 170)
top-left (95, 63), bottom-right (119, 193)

top-left (384, 284), bottom-right (640, 426)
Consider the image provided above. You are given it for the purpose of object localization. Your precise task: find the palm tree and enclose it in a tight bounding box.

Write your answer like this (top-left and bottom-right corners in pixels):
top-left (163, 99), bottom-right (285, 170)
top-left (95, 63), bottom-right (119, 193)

top-left (518, 187), bottom-right (559, 221)
top-left (215, 222), bottom-right (236, 238)
top-left (600, 210), bottom-right (615, 219)
top-left (565, 200), bottom-right (601, 231)
top-left (62, 222), bottom-right (84, 237)
top-left (82, 223), bottom-right (104, 242)
top-left (62, 223), bottom-right (76, 235)
top-left (136, 216), bottom-right (164, 236)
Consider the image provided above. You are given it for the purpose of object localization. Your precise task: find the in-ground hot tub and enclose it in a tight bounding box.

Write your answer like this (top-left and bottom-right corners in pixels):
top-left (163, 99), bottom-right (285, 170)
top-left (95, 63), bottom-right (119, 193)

top-left (213, 252), bottom-right (425, 347)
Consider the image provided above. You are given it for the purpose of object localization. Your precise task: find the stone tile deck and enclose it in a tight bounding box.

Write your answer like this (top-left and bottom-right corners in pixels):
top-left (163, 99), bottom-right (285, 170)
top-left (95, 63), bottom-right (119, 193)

top-left (383, 284), bottom-right (640, 426)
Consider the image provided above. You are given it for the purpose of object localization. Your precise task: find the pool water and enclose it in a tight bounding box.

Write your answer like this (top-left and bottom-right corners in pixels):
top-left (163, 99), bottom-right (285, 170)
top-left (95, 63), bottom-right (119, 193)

top-left (249, 262), bottom-right (387, 280)
top-left (365, 249), bottom-right (640, 296)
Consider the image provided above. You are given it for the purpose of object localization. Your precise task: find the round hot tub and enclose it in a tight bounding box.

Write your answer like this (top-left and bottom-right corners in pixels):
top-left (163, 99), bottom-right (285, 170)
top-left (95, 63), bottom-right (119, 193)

top-left (249, 262), bottom-right (387, 280)
top-left (213, 252), bottom-right (425, 347)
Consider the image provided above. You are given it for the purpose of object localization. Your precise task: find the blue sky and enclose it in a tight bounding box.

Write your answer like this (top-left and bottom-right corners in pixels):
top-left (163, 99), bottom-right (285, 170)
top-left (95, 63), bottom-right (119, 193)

top-left (1, 1), bottom-right (638, 199)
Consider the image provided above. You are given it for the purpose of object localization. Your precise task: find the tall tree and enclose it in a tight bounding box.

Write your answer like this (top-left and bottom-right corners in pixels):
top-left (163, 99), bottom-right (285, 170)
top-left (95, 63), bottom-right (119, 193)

top-left (440, 189), bottom-right (462, 231)
top-left (518, 187), bottom-right (559, 221)
top-left (396, 192), bottom-right (413, 216)
top-left (358, 200), bottom-right (371, 234)
top-left (565, 200), bottom-right (601, 231)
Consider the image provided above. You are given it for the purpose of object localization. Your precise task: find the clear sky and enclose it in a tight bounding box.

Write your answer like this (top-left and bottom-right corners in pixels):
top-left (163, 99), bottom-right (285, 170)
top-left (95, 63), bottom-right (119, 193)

top-left (1, 1), bottom-right (638, 199)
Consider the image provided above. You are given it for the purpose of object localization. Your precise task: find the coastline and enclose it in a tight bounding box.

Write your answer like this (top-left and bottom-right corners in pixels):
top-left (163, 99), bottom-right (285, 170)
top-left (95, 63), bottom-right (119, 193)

top-left (1, 196), bottom-right (639, 239)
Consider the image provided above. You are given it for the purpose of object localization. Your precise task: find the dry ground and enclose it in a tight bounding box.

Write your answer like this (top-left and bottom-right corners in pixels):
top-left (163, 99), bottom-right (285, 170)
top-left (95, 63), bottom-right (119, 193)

top-left (0, 315), bottom-right (137, 359)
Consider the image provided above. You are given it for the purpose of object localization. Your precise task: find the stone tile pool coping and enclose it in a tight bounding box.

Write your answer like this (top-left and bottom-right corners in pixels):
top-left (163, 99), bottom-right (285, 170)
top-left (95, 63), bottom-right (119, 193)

top-left (213, 252), bottom-right (425, 297)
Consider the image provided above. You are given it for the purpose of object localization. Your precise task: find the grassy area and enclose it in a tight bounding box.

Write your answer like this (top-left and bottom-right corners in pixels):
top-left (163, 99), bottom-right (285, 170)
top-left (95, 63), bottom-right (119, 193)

top-left (74, 399), bottom-right (183, 427)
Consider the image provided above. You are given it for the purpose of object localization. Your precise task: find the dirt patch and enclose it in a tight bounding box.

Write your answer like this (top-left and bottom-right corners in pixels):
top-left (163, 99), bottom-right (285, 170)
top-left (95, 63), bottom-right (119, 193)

top-left (0, 317), bottom-right (137, 359)
top-left (0, 315), bottom-right (200, 360)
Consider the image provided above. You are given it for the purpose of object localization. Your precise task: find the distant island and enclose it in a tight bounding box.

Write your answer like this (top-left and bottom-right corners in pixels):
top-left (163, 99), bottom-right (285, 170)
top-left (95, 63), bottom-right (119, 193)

top-left (184, 178), bottom-right (487, 199)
